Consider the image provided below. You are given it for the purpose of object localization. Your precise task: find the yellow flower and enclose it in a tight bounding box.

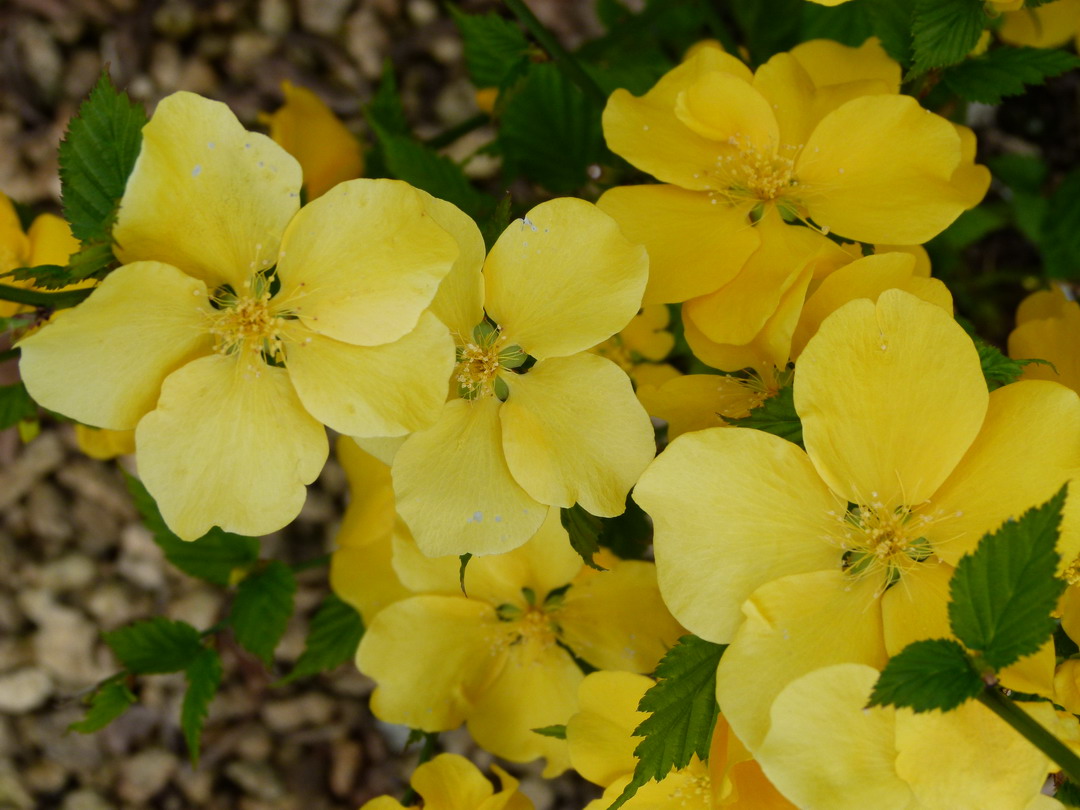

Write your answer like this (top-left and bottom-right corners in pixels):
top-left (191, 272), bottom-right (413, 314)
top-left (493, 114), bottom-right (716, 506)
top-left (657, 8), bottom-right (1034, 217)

top-left (1009, 286), bottom-right (1080, 395)
top-left (389, 197), bottom-right (655, 558)
top-left (0, 191), bottom-right (82, 318)
top-left (634, 290), bottom-right (1080, 756)
top-left (360, 753), bottom-right (533, 810)
top-left (356, 512), bottom-right (683, 776)
top-left (19, 92), bottom-right (459, 540)
top-left (599, 40), bottom-right (989, 306)
top-left (73, 424), bottom-right (136, 460)
top-left (1000, 0), bottom-right (1080, 48)
top-left (592, 304), bottom-right (676, 379)
top-left (261, 81), bottom-right (364, 200)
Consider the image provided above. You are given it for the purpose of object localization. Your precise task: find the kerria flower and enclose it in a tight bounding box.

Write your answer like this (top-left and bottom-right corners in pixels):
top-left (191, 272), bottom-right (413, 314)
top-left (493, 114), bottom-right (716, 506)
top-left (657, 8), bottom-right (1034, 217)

top-left (599, 38), bottom-right (987, 307)
top-left (19, 92), bottom-right (459, 540)
top-left (1009, 286), bottom-right (1080, 395)
top-left (999, 0), bottom-right (1080, 48)
top-left (387, 197), bottom-right (655, 558)
top-left (359, 753), bottom-right (533, 810)
top-left (0, 190), bottom-right (82, 318)
top-left (634, 290), bottom-right (1080, 757)
top-left (592, 303), bottom-right (678, 387)
top-left (356, 515), bottom-right (683, 776)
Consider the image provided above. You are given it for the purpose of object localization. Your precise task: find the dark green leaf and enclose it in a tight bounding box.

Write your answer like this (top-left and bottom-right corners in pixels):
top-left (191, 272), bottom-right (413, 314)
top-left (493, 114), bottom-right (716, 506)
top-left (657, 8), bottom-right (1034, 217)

top-left (0, 383), bottom-right (37, 431)
top-left (974, 337), bottom-right (1052, 391)
top-left (599, 497), bottom-right (652, 561)
top-left (800, 0), bottom-right (875, 46)
top-left (4, 264), bottom-right (69, 289)
top-left (867, 0), bottom-right (914, 64)
top-left (867, 638), bottom-right (983, 712)
top-left (59, 71), bottom-right (146, 243)
top-left (1043, 169), bottom-right (1080, 279)
top-left (480, 191), bottom-right (514, 251)
top-left (181, 647), bottom-right (222, 766)
top-left (1057, 778), bottom-right (1080, 806)
top-left (943, 47), bottom-right (1080, 104)
top-left (104, 617), bottom-right (203, 674)
top-left (275, 594), bottom-right (364, 685)
top-left (69, 676), bottom-right (136, 733)
top-left (230, 560), bottom-right (296, 666)
top-left (949, 486), bottom-right (1068, 671)
top-left (367, 61), bottom-right (409, 138)
top-left (937, 206), bottom-right (1007, 251)
top-left (730, 0), bottom-right (803, 65)
top-left (726, 384), bottom-right (803, 447)
top-left (988, 153), bottom-right (1048, 195)
top-left (65, 240), bottom-right (118, 284)
top-left (449, 6), bottom-right (531, 88)
top-left (910, 0), bottom-right (985, 73)
top-left (125, 475), bottom-right (260, 586)
top-left (561, 504), bottom-right (606, 571)
top-left (610, 635), bottom-right (725, 809)
top-left (532, 724), bottom-right (567, 739)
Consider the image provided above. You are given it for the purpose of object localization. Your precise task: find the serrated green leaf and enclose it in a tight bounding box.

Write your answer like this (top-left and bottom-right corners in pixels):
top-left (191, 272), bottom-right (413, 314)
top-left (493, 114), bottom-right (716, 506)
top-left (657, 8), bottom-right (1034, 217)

top-left (69, 676), bottom-right (136, 733)
top-left (60, 71), bottom-right (146, 243)
top-left (974, 337), bottom-right (1052, 391)
top-left (104, 617), bottom-right (204, 674)
top-left (230, 560), bottom-right (296, 666)
top-left (561, 504), bottom-right (606, 571)
top-left (0, 383), bottom-right (37, 431)
top-left (949, 487), bottom-right (1068, 671)
top-left (499, 62), bottom-right (604, 194)
top-left (867, 0), bottom-right (914, 64)
top-left (275, 594), bottom-right (364, 685)
top-left (943, 47), bottom-right (1080, 104)
top-left (532, 724), bottom-right (567, 739)
top-left (124, 475), bottom-right (260, 586)
top-left (181, 647), bottom-right (222, 766)
top-left (726, 385), bottom-right (803, 447)
top-left (1043, 169), bottom-right (1080, 279)
top-left (449, 6), bottom-right (531, 88)
top-left (4, 264), bottom-right (69, 289)
top-left (910, 0), bottom-right (985, 73)
top-left (867, 638), bottom-right (983, 712)
top-left (368, 61), bottom-right (409, 138)
top-left (609, 635), bottom-right (725, 809)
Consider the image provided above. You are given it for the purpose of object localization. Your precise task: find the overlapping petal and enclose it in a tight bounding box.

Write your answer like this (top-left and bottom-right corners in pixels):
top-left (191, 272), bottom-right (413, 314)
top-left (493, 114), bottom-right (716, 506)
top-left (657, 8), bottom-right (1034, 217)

top-left (566, 671), bottom-right (651, 786)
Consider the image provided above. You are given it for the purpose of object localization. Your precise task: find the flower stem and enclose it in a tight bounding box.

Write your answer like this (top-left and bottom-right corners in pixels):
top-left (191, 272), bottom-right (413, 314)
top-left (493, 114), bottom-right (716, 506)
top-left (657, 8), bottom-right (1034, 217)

top-left (501, 0), bottom-right (608, 107)
top-left (0, 283), bottom-right (92, 309)
top-left (977, 687), bottom-right (1080, 783)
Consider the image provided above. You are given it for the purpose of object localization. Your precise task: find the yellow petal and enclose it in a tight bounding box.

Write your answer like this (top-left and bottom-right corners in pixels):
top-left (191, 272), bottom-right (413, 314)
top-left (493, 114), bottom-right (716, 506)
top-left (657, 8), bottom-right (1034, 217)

top-left (390, 523), bottom-right (463, 596)
top-left (114, 91), bottom-right (301, 290)
top-left (135, 354), bottom-right (328, 539)
top-left (264, 81), bottom-right (363, 200)
top-left (1063, 586), bottom-right (1080, 645)
top-left (751, 52), bottom-right (818, 148)
top-left (26, 213), bottom-right (79, 266)
top-left (635, 428), bottom-right (840, 643)
top-left (393, 397), bottom-right (546, 557)
top-left (756, 664), bottom-right (914, 810)
top-left (1000, 0), bottom-right (1080, 48)
top-left (1010, 301), bottom-right (1080, 394)
top-left (789, 38), bottom-right (901, 93)
top-left (0, 191), bottom-right (29, 271)
top-left (484, 199), bottom-right (648, 359)
top-left (485, 764), bottom-right (535, 810)
top-left (274, 178), bottom-right (458, 346)
top-left (796, 95), bottom-right (988, 244)
top-left (715, 571), bottom-right (886, 749)
top-left (597, 184), bottom-right (759, 305)
top-left (417, 189), bottom-right (487, 339)
top-left (929, 380), bottom-right (1080, 566)
top-left (637, 374), bottom-right (759, 440)
top-left (284, 310), bottom-right (453, 437)
top-left (796, 290), bottom-right (987, 506)
top-left (359, 797), bottom-right (409, 810)
top-left (1054, 659), bottom-right (1080, 715)
top-left (1016, 287), bottom-right (1071, 325)
top-left (18, 261), bottom-right (214, 430)
top-left (675, 72), bottom-right (779, 147)
top-left (410, 753), bottom-right (495, 809)
top-left (1000, 639), bottom-right (1056, 698)
top-left (880, 559), bottom-right (953, 656)
top-left (566, 670), bottom-right (652, 786)
top-left (500, 353), bottom-right (655, 517)
top-left (558, 560), bottom-right (683, 673)
top-left (74, 425), bottom-right (136, 460)
top-left (358, 595), bottom-right (502, 730)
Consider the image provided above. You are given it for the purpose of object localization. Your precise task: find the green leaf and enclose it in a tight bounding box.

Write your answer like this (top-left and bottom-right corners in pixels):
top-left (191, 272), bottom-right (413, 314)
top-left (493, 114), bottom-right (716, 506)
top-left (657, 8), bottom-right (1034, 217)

top-left (800, 0), bottom-right (875, 46)
top-left (610, 635), bottom-right (725, 809)
top-left (949, 487), bottom-right (1068, 671)
top-left (4, 264), bottom-right (69, 289)
top-left (867, 0), bottom-right (914, 64)
top-left (230, 560), bottom-right (296, 666)
top-left (103, 617), bottom-right (204, 674)
top-left (726, 384), bottom-right (803, 447)
top-left (987, 153), bottom-right (1048, 195)
top-left (1043, 169), bottom-right (1080, 279)
top-left (69, 675), bottom-right (136, 733)
top-left (730, 0), bottom-right (803, 65)
top-left (561, 504), bottom-right (606, 571)
top-left (867, 638), bottom-right (983, 712)
top-left (1057, 778), bottom-right (1080, 806)
top-left (124, 475), bottom-right (260, 586)
top-left (974, 337), bottom-right (1052, 391)
top-left (532, 724), bottom-right (567, 739)
top-left (943, 47), bottom-right (1080, 104)
top-left (499, 62), bottom-right (604, 194)
top-left (275, 594), bottom-right (364, 685)
top-left (367, 60), bottom-right (409, 138)
top-left (59, 71), bottom-right (146, 243)
top-left (937, 206), bottom-right (1007, 251)
top-left (910, 0), bottom-right (985, 73)
top-left (0, 383), bottom-right (37, 431)
top-left (181, 647), bottom-right (222, 766)
top-left (449, 6), bottom-right (531, 88)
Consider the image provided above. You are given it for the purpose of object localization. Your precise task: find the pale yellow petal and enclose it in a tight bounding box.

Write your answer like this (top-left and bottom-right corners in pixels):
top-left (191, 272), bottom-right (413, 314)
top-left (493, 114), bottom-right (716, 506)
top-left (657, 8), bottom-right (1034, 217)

top-left (416, 189), bottom-right (486, 339)
top-left (1054, 659), bottom-right (1080, 715)
top-left (74, 425), bottom-right (136, 460)
top-left (18, 261), bottom-right (214, 430)
top-left (484, 199), bottom-right (648, 359)
top-left (410, 754), bottom-right (494, 809)
top-left (880, 559), bottom-right (953, 656)
top-left (597, 184), bottom-right (759, 305)
top-left (999, 639), bottom-right (1056, 699)
top-left (331, 544), bottom-right (405, 626)
top-left (393, 397), bottom-right (546, 557)
top-left (634, 428), bottom-right (840, 643)
top-left (275, 178), bottom-right (458, 346)
top-left (284, 310), bottom-right (453, 437)
top-left (566, 670), bottom-right (651, 786)
top-left (0, 192), bottom-right (29, 271)
top-left (390, 524), bottom-right (463, 596)
top-left (790, 38), bottom-right (901, 93)
top-left (135, 354), bottom-right (328, 539)
top-left (637, 374), bottom-right (759, 439)
top-left (751, 52), bottom-right (818, 147)
top-left (26, 213), bottom-right (78, 266)
top-left (796, 290), bottom-right (987, 506)
top-left (1010, 303), bottom-right (1080, 394)
top-left (500, 353), bottom-right (655, 517)
top-left (1000, 0), bottom-right (1080, 48)
top-left (114, 91), bottom-right (301, 289)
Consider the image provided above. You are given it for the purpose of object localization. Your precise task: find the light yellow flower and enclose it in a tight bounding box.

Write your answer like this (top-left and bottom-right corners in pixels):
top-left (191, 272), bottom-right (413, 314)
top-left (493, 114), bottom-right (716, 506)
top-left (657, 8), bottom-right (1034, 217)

top-left (0, 191), bottom-right (82, 318)
top-left (73, 424), bottom-right (136, 460)
top-left (635, 290), bottom-right (1080, 756)
top-left (390, 197), bottom-right (655, 558)
top-left (19, 92), bottom-right (459, 540)
top-left (360, 753), bottom-right (533, 810)
top-left (1009, 286), bottom-right (1080, 394)
top-left (356, 513), bottom-right (683, 776)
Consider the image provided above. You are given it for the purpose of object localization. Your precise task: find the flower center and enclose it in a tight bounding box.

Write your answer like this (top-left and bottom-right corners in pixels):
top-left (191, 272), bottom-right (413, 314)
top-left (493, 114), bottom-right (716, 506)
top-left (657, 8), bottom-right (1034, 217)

top-left (208, 277), bottom-right (288, 364)
top-left (455, 321), bottom-right (526, 400)
top-left (831, 499), bottom-right (937, 592)
top-left (702, 135), bottom-right (800, 206)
